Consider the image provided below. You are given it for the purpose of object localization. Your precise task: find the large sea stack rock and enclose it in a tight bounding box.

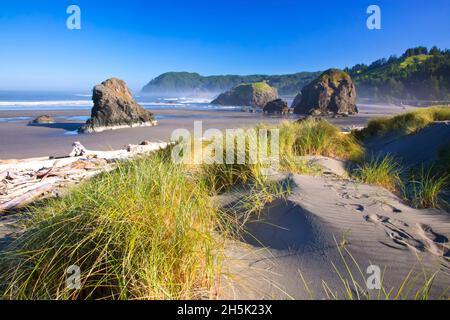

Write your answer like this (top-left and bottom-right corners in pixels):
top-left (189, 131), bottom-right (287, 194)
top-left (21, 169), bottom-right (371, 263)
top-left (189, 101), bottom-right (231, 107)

top-left (293, 69), bottom-right (358, 116)
top-left (80, 78), bottom-right (156, 133)
top-left (263, 99), bottom-right (289, 115)
top-left (211, 82), bottom-right (278, 108)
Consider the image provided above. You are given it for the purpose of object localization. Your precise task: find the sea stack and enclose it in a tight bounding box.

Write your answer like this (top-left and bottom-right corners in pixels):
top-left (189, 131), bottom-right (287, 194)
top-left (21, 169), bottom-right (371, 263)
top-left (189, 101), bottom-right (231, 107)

top-left (263, 99), bottom-right (289, 115)
top-left (79, 78), bottom-right (156, 133)
top-left (292, 69), bottom-right (358, 116)
top-left (211, 82), bottom-right (278, 108)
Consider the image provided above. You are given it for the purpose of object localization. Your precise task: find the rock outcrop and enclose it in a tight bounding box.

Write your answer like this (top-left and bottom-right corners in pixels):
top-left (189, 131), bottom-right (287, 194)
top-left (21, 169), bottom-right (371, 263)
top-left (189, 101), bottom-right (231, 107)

top-left (263, 99), bottom-right (289, 115)
top-left (211, 82), bottom-right (278, 108)
top-left (293, 69), bottom-right (358, 116)
top-left (30, 115), bottom-right (55, 124)
top-left (291, 93), bottom-right (302, 109)
top-left (80, 78), bottom-right (156, 133)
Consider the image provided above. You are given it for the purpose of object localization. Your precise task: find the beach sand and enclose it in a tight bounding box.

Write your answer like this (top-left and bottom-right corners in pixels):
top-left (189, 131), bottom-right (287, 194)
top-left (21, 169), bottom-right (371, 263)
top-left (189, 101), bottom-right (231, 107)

top-left (0, 104), bottom-right (416, 160)
top-left (1, 104), bottom-right (449, 300)
top-left (219, 164), bottom-right (450, 300)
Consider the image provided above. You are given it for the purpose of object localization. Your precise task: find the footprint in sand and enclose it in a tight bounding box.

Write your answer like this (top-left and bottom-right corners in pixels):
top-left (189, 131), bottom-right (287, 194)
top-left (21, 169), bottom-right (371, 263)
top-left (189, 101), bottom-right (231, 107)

top-left (343, 203), bottom-right (365, 213)
top-left (416, 223), bottom-right (450, 258)
top-left (364, 214), bottom-right (426, 253)
top-left (364, 214), bottom-right (450, 258)
top-left (380, 202), bottom-right (402, 213)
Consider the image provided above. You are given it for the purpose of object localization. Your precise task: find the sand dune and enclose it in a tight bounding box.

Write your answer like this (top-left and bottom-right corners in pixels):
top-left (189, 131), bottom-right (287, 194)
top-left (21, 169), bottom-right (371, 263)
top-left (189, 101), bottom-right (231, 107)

top-left (220, 165), bottom-right (450, 300)
top-left (365, 121), bottom-right (450, 168)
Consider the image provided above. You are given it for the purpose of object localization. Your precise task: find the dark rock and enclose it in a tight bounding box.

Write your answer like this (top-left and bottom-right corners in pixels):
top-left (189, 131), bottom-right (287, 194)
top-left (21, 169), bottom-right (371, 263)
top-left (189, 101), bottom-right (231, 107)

top-left (263, 99), bottom-right (289, 115)
top-left (211, 82), bottom-right (278, 108)
top-left (30, 115), bottom-right (55, 124)
top-left (293, 69), bottom-right (358, 116)
top-left (291, 92), bottom-right (302, 109)
top-left (80, 78), bottom-right (156, 133)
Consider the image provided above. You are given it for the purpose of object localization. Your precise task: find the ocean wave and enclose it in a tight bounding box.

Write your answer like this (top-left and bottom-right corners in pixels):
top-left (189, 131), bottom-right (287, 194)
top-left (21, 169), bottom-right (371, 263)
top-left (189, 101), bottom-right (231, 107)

top-left (140, 102), bottom-right (185, 106)
top-left (160, 97), bottom-right (212, 104)
top-left (0, 100), bottom-right (93, 107)
top-left (0, 98), bottom-right (239, 112)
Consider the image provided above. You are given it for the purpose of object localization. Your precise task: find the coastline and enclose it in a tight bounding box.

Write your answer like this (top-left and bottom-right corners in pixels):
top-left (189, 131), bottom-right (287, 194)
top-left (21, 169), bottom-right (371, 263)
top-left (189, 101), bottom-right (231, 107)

top-left (0, 104), bottom-right (416, 160)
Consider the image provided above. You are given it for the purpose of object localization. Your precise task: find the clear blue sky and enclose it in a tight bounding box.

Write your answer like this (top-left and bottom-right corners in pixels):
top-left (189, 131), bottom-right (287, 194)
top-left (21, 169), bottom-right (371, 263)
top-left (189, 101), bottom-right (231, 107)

top-left (1, 0), bottom-right (449, 91)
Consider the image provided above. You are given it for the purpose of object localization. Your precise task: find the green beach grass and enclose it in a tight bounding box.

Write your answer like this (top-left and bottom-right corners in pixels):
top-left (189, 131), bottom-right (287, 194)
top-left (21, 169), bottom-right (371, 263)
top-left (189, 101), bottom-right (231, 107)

top-left (352, 106), bottom-right (450, 210)
top-left (0, 150), bottom-right (222, 299)
top-left (353, 155), bottom-right (401, 192)
top-left (355, 106), bottom-right (450, 139)
top-left (274, 119), bottom-right (364, 163)
top-left (404, 166), bottom-right (449, 210)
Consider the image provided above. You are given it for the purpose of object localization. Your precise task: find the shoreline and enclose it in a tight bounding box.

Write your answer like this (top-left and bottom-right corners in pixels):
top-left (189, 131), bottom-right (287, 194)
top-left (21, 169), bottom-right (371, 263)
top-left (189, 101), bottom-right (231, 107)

top-left (0, 104), bottom-right (416, 160)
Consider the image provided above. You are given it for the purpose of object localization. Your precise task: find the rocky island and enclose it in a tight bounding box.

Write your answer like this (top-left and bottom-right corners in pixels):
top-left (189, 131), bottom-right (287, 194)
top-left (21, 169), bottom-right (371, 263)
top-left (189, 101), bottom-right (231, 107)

top-left (292, 69), bottom-right (358, 116)
top-left (211, 82), bottom-right (278, 108)
top-left (79, 78), bottom-right (156, 133)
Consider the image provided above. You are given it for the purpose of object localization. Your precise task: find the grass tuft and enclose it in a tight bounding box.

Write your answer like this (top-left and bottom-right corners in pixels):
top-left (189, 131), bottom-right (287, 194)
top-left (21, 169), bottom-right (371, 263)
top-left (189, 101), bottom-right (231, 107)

top-left (353, 155), bottom-right (401, 192)
top-left (404, 166), bottom-right (449, 209)
top-left (275, 119), bottom-right (364, 163)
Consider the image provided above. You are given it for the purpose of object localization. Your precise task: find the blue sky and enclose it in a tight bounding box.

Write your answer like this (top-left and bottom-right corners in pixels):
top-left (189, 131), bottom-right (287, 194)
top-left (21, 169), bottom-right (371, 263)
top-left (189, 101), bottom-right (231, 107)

top-left (0, 0), bottom-right (449, 91)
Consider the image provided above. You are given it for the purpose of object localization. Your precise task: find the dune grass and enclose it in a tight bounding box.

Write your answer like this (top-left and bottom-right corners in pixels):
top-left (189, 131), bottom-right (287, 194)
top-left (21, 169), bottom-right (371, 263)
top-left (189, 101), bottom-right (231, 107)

top-left (199, 132), bottom-right (272, 194)
top-left (271, 119), bottom-right (364, 166)
top-left (355, 106), bottom-right (450, 140)
top-left (198, 130), bottom-right (291, 232)
top-left (0, 150), bottom-right (222, 300)
top-left (353, 155), bottom-right (449, 210)
top-left (353, 155), bottom-right (401, 192)
top-left (404, 166), bottom-right (449, 210)
top-left (351, 107), bottom-right (450, 210)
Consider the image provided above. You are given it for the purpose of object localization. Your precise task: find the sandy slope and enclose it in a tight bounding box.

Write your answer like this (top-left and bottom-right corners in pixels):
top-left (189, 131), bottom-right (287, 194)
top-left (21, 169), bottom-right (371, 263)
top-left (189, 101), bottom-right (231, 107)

top-left (365, 121), bottom-right (450, 168)
top-left (220, 163), bottom-right (450, 300)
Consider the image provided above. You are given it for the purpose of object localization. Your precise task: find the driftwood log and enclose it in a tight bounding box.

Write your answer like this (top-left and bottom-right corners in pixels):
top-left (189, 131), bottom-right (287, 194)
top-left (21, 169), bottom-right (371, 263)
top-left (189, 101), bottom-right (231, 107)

top-left (0, 179), bottom-right (57, 212)
top-left (0, 141), bottom-right (169, 213)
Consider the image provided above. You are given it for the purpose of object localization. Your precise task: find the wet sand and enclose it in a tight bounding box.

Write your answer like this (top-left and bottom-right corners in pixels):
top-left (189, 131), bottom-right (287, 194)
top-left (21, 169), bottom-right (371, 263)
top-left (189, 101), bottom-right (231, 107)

top-left (0, 104), bottom-right (416, 159)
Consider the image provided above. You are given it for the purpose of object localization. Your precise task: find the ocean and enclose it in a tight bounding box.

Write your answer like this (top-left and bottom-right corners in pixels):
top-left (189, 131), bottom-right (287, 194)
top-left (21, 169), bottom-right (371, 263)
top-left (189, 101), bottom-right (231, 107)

top-left (0, 91), bottom-right (241, 112)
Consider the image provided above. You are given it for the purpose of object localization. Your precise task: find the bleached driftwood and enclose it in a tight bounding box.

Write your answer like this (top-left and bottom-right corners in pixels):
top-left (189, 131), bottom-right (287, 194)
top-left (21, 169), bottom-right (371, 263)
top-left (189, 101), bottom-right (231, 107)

top-left (69, 141), bottom-right (129, 160)
top-left (0, 140), bottom-right (169, 212)
top-left (126, 142), bottom-right (169, 155)
top-left (0, 178), bottom-right (58, 212)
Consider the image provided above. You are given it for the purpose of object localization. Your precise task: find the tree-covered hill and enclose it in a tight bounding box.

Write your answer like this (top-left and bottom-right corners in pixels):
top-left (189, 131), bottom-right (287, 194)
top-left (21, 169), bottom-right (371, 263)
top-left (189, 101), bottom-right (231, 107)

top-left (346, 47), bottom-right (450, 101)
top-left (141, 47), bottom-right (450, 101)
top-left (141, 71), bottom-right (320, 96)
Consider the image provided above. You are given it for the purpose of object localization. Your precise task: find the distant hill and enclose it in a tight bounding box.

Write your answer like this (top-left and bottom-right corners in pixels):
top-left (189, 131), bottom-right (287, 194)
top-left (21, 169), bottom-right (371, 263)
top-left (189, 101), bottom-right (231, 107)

top-left (347, 46), bottom-right (450, 101)
top-left (141, 47), bottom-right (450, 101)
top-left (141, 71), bottom-right (321, 96)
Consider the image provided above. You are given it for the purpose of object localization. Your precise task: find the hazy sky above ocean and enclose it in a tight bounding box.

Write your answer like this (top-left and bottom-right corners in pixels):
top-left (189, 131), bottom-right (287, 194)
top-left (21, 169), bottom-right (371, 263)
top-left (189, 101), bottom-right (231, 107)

top-left (0, 0), bottom-right (449, 91)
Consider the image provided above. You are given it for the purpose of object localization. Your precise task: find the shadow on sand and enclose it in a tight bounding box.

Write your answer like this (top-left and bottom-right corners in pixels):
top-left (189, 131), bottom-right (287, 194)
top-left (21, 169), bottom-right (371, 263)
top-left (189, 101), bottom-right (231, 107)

top-left (28, 122), bottom-right (83, 132)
